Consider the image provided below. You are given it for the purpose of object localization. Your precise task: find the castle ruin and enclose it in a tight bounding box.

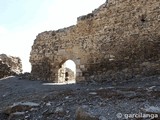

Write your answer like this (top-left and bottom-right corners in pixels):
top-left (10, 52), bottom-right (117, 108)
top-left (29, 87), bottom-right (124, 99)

top-left (30, 0), bottom-right (160, 83)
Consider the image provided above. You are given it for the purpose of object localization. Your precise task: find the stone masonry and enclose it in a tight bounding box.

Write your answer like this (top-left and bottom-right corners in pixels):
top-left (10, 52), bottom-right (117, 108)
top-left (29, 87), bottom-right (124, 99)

top-left (30, 0), bottom-right (160, 83)
top-left (0, 54), bottom-right (22, 78)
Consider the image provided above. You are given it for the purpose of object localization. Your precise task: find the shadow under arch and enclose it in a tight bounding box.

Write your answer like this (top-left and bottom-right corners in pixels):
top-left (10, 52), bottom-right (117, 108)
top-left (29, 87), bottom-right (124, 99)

top-left (58, 59), bottom-right (76, 83)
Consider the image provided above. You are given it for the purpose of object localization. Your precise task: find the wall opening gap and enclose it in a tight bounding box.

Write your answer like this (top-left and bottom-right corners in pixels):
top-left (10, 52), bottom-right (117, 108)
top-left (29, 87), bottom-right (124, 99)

top-left (58, 59), bottom-right (76, 84)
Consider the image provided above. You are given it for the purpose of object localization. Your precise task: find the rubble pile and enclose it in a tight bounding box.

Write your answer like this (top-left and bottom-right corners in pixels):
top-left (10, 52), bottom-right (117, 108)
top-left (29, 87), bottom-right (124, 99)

top-left (0, 54), bottom-right (22, 78)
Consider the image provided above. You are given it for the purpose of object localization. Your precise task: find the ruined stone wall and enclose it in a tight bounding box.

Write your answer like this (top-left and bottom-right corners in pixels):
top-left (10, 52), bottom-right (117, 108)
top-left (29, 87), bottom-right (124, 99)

top-left (30, 0), bottom-right (160, 82)
top-left (0, 54), bottom-right (22, 78)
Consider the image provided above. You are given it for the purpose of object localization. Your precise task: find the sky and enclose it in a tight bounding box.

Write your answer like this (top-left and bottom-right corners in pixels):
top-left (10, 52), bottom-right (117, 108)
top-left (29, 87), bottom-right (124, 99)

top-left (0, 0), bottom-right (105, 72)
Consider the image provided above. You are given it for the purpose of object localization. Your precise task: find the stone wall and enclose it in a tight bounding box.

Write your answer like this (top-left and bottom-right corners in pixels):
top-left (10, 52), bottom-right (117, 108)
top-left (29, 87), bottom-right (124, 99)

top-left (0, 54), bottom-right (22, 78)
top-left (30, 0), bottom-right (160, 82)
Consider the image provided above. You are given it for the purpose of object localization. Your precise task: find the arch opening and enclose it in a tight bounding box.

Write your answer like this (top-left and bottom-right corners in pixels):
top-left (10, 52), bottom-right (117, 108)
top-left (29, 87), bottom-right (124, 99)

top-left (58, 60), bottom-right (76, 83)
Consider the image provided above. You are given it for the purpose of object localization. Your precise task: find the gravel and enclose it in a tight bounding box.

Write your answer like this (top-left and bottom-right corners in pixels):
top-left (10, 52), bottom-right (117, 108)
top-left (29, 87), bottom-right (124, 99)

top-left (0, 75), bottom-right (160, 119)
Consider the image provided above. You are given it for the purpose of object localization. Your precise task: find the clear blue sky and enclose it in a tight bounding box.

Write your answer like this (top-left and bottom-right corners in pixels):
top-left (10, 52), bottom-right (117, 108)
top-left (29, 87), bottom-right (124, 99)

top-left (0, 0), bottom-right (105, 72)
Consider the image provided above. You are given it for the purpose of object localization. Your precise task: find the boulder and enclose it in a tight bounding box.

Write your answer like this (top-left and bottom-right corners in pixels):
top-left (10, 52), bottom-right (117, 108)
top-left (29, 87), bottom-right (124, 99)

top-left (3, 102), bottom-right (39, 120)
top-left (8, 112), bottom-right (25, 120)
top-left (142, 106), bottom-right (160, 114)
top-left (4, 102), bottom-right (39, 115)
top-left (0, 54), bottom-right (22, 78)
top-left (75, 106), bottom-right (99, 120)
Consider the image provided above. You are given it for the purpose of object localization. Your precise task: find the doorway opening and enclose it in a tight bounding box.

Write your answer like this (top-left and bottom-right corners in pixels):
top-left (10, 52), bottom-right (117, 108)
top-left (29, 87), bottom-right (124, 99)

top-left (58, 60), bottom-right (76, 83)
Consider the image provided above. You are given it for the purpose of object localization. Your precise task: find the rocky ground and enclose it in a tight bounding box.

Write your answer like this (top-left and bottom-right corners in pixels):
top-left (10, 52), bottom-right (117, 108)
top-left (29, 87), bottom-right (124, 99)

top-left (0, 75), bottom-right (160, 120)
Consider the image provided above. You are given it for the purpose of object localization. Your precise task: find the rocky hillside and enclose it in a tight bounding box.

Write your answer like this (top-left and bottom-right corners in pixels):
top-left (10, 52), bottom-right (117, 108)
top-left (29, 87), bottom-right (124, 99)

top-left (0, 54), bottom-right (22, 78)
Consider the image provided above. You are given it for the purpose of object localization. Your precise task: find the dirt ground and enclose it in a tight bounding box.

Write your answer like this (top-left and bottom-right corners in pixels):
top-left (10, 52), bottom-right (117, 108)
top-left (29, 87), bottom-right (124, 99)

top-left (0, 75), bottom-right (160, 120)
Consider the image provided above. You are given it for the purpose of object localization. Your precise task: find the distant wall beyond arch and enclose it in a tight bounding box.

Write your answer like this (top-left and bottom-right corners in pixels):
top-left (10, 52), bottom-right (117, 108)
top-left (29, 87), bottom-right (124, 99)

top-left (30, 0), bottom-right (160, 82)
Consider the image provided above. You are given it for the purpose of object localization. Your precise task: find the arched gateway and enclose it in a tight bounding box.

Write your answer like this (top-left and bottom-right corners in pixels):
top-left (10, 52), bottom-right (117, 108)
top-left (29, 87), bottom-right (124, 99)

top-left (58, 60), bottom-right (76, 83)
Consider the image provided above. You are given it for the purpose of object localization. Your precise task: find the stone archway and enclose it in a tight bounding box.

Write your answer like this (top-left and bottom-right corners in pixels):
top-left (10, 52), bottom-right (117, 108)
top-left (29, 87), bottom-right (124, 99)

top-left (58, 59), bottom-right (76, 83)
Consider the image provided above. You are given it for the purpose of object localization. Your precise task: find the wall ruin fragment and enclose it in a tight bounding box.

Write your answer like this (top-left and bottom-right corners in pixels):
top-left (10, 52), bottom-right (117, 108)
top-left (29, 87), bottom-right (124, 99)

top-left (30, 0), bottom-right (160, 82)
